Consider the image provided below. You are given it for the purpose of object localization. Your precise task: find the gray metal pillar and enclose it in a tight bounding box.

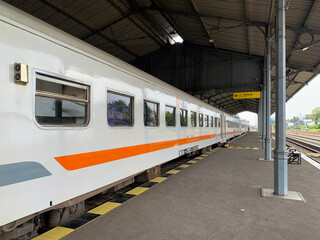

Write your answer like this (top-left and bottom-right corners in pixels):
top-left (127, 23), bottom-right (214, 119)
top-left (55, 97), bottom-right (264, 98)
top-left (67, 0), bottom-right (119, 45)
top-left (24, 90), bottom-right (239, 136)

top-left (262, 69), bottom-right (266, 149)
top-left (258, 95), bottom-right (262, 138)
top-left (265, 36), bottom-right (272, 160)
top-left (274, 0), bottom-right (288, 195)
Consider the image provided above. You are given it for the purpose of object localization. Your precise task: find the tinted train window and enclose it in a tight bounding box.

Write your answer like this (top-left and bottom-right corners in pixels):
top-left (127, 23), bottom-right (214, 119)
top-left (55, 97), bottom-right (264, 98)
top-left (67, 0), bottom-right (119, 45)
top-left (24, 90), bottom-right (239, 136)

top-left (215, 118), bottom-right (218, 127)
top-left (144, 100), bottom-right (159, 127)
top-left (210, 116), bottom-right (214, 127)
top-left (205, 115), bottom-right (209, 127)
top-left (199, 113), bottom-right (203, 127)
top-left (191, 112), bottom-right (197, 127)
top-left (165, 106), bottom-right (175, 126)
top-left (107, 91), bottom-right (133, 126)
top-left (180, 109), bottom-right (188, 127)
top-left (35, 74), bottom-right (89, 126)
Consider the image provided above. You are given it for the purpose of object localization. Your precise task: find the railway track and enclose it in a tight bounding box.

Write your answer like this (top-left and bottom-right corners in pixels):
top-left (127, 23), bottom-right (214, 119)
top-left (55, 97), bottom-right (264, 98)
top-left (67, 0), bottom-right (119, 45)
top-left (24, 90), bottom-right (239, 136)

top-left (286, 132), bottom-right (320, 164)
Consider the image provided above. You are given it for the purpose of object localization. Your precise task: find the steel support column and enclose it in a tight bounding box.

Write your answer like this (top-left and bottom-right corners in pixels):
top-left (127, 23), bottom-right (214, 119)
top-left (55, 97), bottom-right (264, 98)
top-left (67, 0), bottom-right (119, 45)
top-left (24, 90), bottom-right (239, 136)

top-left (274, 0), bottom-right (288, 195)
top-left (262, 64), bottom-right (267, 149)
top-left (258, 95), bottom-right (262, 138)
top-left (265, 36), bottom-right (272, 160)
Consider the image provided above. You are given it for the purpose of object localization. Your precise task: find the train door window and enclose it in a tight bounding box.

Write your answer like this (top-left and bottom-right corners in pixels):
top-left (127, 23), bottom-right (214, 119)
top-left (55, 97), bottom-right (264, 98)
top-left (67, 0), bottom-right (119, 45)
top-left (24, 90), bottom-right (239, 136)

top-left (217, 119), bottom-right (220, 127)
top-left (214, 117), bottom-right (217, 128)
top-left (107, 91), bottom-right (133, 126)
top-left (180, 109), bottom-right (188, 127)
top-left (205, 115), bottom-right (209, 127)
top-left (199, 113), bottom-right (203, 127)
top-left (144, 100), bottom-right (159, 127)
top-left (165, 106), bottom-right (175, 126)
top-left (191, 111), bottom-right (197, 127)
top-left (210, 116), bottom-right (214, 128)
top-left (35, 73), bottom-right (90, 127)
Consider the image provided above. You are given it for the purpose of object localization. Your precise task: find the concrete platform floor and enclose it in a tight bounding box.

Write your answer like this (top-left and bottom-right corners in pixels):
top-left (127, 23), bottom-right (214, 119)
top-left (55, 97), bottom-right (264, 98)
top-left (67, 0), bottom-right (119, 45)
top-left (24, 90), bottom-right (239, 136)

top-left (63, 132), bottom-right (320, 240)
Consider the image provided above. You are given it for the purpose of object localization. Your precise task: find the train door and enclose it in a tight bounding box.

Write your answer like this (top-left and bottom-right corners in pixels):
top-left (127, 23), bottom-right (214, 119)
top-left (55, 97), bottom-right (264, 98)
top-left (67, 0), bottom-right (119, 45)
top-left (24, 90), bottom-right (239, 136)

top-left (224, 116), bottom-right (227, 139)
top-left (220, 114), bottom-right (223, 141)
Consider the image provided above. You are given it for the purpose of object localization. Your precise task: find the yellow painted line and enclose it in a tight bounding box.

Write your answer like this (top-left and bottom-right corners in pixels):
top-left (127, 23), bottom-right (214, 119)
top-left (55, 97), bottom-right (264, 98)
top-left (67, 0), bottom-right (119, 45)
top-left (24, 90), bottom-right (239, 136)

top-left (150, 177), bottom-right (167, 183)
top-left (32, 236), bottom-right (52, 240)
top-left (33, 227), bottom-right (74, 240)
top-left (236, 147), bottom-right (242, 149)
top-left (228, 146), bottom-right (234, 148)
top-left (88, 202), bottom-right (121, 215)
top-left (201, 154), bottom-right (209, 157)
top-left (187, 160), bottom-right (197, 164)
top-left (167, 169), bottom-right (180, 174)
top-left (207, 152), bottom-right (212, 155)
top-left (253, 147), bottom-right (259, 150)
top-left (179, 164), bottom-right (190, 168)
top-left (195, 157), bottom-right (203, 160)
top-left (126, 187), bottom-right (149, 196)
top-left (244, 147), bottom-right (251, 149)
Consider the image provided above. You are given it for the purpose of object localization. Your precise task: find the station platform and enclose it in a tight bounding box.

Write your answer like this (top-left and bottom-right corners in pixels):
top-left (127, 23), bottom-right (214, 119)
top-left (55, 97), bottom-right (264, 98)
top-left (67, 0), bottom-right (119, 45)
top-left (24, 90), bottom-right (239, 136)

top-left (55, 132), bottom-right (320, 239)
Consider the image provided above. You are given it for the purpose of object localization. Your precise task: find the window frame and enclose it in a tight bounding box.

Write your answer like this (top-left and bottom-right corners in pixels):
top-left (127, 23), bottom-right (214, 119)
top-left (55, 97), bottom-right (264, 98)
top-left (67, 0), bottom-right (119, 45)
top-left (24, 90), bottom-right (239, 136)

top-left (199, 113), bottom-right (204, 127)
top-left (210, 116), bottom-right (214, 128)
top-left (143, 99), bottom-right (160, 127)
top-left (205, 115), bottom-right (209, 127)
top-left (165, 105), bottom-right (176, 127)
top-left (191, 111), bottom-right (197, 127)
top-left (107, 90), bottom-right (134, 127)
top-left (34, 70), bottom-right (91, 129)
top-left (180, 108), bottom-right (188, 127)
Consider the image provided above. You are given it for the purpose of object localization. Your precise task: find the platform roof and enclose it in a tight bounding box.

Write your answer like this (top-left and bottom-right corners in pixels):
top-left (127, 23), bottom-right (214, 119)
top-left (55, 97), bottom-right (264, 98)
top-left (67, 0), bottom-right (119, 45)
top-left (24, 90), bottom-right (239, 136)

top-left (4, 0), bottom-right (320, 115)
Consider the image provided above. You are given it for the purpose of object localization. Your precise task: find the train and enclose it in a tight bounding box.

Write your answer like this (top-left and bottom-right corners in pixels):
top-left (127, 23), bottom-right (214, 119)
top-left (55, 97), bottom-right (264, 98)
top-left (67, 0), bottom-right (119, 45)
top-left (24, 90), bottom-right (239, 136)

top-left (0, 2), bottom-right (249, 239)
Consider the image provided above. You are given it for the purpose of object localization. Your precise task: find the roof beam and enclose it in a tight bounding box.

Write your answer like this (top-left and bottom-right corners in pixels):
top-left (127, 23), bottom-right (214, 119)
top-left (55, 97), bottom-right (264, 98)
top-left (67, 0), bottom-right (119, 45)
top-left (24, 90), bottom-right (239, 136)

top-left (189, 0), bottom-right (216, 48)
top-left (287, 0), bottom-right (318, 63)
top-left (244, 0), bottom-right (252, 55)
top-left (287, 63), bottom-right (320, 73)
top-left (107, 0), bottom-right (166, 47)
top-left (81, 7), bottom-right (143, 41)
top-left (287, 39), bottom-right (320, 55)
top-left (151, 0), bottom-right (187, 42)
top-left (154, 8), bottom-right (320, 35)
top-left (40, 0), bottom-right (139, 58)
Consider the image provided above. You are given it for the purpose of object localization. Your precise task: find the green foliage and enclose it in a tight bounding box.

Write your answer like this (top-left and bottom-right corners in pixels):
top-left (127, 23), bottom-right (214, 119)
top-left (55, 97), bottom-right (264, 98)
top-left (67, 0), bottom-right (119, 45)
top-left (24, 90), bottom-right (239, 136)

top-left (290, 116), bottom-right (299, 122)
top-left (310, 107), bottom-right (320, 125)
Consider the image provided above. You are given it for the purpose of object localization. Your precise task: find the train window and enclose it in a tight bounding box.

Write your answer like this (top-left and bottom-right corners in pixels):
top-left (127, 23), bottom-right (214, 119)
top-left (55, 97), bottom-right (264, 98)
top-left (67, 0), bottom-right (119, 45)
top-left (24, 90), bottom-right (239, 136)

top-left (144, 100), bottom-right (159, 127)
top-left (210, 116), bottom-right (214, 128)
top-left (191, 111), bottom-right (197, 127)
top-left (214, 118), bottom-right (218, 128)
top-left (165, 106), bottom-right (175, 126)
top-left (205, 115), bottom-right (209, 127)
top-left (107, 91), bottom-right (133, 126)
top-left (218, 119), bottom-right (221, 127)
top-left (180, 109), bottom-right (188, 127)
top-left (199, 113), bottom-right (203, 127)
top-left (35, 73), bottom-right (89, 126)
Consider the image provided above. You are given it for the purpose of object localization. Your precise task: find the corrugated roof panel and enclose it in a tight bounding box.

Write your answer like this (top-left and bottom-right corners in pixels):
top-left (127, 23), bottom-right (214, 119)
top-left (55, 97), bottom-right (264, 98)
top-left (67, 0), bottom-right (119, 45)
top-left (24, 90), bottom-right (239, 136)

top-left (196, 0), bottom-right (245, 20)
top-left (286, 0), bottom-right (313, 26)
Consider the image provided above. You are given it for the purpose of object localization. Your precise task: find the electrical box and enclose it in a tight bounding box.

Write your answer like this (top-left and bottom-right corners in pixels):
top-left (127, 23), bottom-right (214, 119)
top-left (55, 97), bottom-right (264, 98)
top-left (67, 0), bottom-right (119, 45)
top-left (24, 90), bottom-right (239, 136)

top-left (14, 63), bottom-right (28, 84)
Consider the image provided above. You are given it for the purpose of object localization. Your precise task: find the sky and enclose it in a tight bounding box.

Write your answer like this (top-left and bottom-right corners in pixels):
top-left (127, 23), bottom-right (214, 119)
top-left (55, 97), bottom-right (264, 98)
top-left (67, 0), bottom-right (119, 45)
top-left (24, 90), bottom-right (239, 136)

top-left (238, 75), bottom-right (320, 126)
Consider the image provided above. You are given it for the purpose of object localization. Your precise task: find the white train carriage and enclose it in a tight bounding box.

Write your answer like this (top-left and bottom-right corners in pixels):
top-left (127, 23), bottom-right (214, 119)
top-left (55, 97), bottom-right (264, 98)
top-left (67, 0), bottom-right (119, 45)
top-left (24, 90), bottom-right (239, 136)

top-left (0, 2), bottom-right (247, 239)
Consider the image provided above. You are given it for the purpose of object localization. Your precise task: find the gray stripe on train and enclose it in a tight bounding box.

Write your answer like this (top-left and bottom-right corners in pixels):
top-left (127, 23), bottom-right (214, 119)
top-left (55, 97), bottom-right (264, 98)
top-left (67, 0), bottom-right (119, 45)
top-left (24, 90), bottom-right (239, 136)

top-left (0, 161), bottom-right (51, 187)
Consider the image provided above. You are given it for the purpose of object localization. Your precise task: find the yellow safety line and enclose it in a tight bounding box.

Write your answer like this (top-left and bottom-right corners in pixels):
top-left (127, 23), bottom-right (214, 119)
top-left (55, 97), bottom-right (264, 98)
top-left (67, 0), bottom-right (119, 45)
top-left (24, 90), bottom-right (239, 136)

top-left (150, 177), bottom-right (167, 183)
top-left (187, 160), bottom-right (197, 164)
top-left (88, 202), bottom-right (121, 215)
top-left (126, 187), bottom-right (149, 196)
top-left (179, 164), bottom-right (190, 168)
top-left (33, 227), bottom-right (74, 240)
top-left (167, 169), bottom-right (180, 174)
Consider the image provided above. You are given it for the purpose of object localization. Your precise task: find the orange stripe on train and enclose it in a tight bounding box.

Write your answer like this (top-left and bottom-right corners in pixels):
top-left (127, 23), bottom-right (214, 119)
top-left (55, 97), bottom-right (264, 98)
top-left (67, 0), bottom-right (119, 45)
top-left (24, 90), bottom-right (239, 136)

top-left (227, 131), bottom-right (239, 135)
top-left (55, 134), bottom-right (217, 171)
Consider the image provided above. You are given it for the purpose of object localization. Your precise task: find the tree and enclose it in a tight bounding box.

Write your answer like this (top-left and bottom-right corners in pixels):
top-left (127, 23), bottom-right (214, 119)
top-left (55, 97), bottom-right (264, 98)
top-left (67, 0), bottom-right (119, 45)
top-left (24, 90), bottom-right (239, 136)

top-left (290, 116), bottom-right (299, 123)
top-left (310, 107), bottom-right (320, 125)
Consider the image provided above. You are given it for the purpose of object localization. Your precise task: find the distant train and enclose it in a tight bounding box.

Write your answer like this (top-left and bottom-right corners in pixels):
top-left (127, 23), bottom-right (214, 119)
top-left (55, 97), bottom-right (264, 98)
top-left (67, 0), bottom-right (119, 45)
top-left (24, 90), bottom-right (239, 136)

top-left (0, 2), bottom-right (249, 239)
